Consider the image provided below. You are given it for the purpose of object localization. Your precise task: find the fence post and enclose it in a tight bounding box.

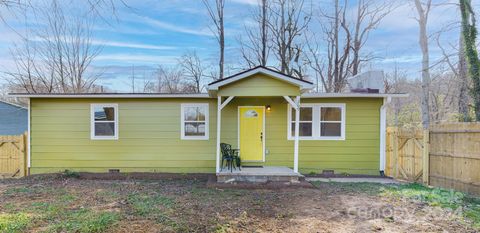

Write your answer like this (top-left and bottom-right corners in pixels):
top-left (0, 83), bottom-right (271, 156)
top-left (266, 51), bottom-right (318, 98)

top-left (422, 129), bottom-right (430, 185)
top-left (393, 128), bottom-right (398, 178)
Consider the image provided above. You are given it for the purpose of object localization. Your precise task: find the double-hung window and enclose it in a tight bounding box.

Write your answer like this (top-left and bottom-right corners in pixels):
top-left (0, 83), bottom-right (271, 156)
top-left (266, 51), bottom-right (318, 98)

top-left (288, 103), bottom-right (345, 140)
top-left (181, 103), bottom-right (209, 140)
top-left (91, 104), bottom-right (118, 140)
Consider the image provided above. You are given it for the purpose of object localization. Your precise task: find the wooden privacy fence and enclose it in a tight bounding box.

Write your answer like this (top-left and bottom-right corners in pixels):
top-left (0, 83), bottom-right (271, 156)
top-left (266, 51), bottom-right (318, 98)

top-left (0, 133), bottom-right (27, 178)
top-left (386, 123), bottom-right (480, 196)
top-left (429, 123), bottom-right (480, 195)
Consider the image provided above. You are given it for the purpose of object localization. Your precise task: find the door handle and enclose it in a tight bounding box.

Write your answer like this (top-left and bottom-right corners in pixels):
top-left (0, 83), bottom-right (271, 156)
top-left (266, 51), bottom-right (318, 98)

top-left (260, 132), bottom-right (263, 141)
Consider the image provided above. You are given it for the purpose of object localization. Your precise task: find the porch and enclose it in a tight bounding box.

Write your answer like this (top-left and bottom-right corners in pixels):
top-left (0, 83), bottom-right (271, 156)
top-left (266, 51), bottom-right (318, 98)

top-left (216, 166), bottom-right (303, 183)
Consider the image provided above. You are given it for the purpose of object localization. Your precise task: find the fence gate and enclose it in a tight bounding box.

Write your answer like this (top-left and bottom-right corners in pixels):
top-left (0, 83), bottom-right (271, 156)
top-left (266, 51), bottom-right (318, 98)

top-left (0, 133), bottom-right (27, 178)
top-left (385, 128), bottom-right (426, 182)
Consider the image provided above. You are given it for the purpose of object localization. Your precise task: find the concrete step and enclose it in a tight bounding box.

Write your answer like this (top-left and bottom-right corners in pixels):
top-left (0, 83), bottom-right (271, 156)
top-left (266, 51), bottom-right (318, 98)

top-left (216, 166), bottom-right (303, 183)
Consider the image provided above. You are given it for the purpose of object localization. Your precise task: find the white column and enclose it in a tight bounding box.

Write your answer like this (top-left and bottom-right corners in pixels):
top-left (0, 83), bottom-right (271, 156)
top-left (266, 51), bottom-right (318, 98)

top-left (379, 96), bottom-right (391, 173)
top-left (294, 96), bottom-right (300, 173)
top-left (216, 96), bottom-right (221, 173)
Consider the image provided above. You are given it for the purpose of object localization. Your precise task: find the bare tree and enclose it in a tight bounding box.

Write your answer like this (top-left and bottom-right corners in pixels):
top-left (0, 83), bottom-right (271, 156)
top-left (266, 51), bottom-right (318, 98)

top-left (6, 0), bottom-right (102, 93)
top-left (239, 0), bottom-right (270, 67)
top-left (179, 51), bottom-right (206, 93)
top-left (268, 0), bottom-right (311, 78)
top-left (306, 0), bottom-right (350, 92)
top-left (350, 0), bottom-right (392, 76)
top-left (202, 0), bottom-right (225, 80)
top-left (413, 0), bottom-right (432, 129)
top-left (155, 65), bottom-right (186, 94)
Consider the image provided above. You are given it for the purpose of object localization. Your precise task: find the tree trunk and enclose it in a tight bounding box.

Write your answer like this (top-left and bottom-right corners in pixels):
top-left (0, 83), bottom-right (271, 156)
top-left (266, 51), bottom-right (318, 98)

top-left (261, 0), bottom-right (267, 66)
top-left (460, 0), bottom-right (480, 121)
top-left (414, 0), bottom-right (431, 129)
top-left (458, 35), bottom-right (470, 121)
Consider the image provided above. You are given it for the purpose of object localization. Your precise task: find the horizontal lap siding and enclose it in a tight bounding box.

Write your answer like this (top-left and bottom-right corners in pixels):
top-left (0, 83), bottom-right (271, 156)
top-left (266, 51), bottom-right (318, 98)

top-left (221, 97), bottom-right (382, 175)
top-left (30, 98), bottom-right (217, 174)
top-left (31, 97), bottom-right (381, 175)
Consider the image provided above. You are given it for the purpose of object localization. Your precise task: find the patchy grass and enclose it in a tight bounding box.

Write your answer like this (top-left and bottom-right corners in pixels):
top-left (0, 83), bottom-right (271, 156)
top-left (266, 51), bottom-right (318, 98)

top-left (314, 181), bottom-right (480, 229)
top-left (46, 209), bottom-right (118, 233)
top-left (382, 183), bottom-right (480, 228)
top-left (312, 181), bottom-right (387, 195)
top-left (0, 213), bottom-right (31, 233)
top-left (127, 192), bottom-right (175, 216)
top-left (0, 177), bottom-right (477, 232)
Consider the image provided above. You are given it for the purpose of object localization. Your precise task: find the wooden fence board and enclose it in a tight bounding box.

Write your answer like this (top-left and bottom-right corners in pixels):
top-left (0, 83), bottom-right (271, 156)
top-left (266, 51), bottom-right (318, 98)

top-left (0, 132), bottom-right (27, 178)
top-left (385, 127), bottom-right (424, 182)
top-left (429, 123), bottom-right (480, 195)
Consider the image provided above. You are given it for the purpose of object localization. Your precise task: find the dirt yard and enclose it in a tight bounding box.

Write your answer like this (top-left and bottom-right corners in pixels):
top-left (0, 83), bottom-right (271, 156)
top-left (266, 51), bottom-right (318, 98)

top-left (0, 174), bottom-right (477, 233)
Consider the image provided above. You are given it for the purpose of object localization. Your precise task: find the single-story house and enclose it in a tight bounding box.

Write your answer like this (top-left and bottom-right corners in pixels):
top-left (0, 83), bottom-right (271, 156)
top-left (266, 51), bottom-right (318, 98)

top-left (0, 100), bottom-right (27, 135)
top-left (11, 66), bottom-right (406, 177)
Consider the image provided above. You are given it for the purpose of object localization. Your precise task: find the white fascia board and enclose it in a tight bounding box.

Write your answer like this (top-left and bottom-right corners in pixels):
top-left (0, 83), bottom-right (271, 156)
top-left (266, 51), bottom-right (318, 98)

top-left (208, 67), bottom-right (314, 90)
top-left (9, 94), bottom-right (212, 98)
top-left (301, 93), bottom-right (409, 98)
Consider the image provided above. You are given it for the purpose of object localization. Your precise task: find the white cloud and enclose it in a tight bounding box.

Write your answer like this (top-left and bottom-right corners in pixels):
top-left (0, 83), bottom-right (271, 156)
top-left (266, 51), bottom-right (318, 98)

top-left (132, 15), bottom-right (213, 37)
top-left (90, 39), bottom-right (176, 50)
top-left (95, 53), bottom-right (178, 64)
top-left (230, 0), bottom-right (259, 6)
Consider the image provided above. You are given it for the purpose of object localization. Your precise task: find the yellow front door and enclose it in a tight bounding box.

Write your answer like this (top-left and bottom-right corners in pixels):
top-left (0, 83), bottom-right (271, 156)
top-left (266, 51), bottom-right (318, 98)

top-left (239, 107), bottom-right (264, 162)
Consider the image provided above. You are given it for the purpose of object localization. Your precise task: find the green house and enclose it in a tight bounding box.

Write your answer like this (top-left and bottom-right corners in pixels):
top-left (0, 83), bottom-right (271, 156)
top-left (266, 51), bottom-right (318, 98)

top-left (12, 66), bottom-right (406, 178)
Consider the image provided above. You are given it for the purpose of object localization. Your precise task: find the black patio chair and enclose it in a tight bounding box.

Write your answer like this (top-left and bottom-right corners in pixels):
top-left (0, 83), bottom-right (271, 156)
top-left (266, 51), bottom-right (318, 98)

top-left (220, 143), bottom-right (241, 172)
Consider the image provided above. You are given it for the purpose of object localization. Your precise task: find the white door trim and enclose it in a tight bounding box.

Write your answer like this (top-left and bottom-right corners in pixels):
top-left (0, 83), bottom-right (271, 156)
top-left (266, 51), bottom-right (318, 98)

top-left (238, 106), bottom-right (266, 162)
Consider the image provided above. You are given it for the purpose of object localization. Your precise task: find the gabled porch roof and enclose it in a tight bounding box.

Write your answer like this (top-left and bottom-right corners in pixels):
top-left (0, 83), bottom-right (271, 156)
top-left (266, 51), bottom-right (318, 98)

top-left (207, 66), bottom-right (314, 93)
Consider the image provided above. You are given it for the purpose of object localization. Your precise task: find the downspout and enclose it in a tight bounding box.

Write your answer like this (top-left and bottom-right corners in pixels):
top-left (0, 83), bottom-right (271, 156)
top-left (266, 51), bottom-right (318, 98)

top-left (379, 96), bottom-right (391, 176)
top-left (27, 97), bottom-right (31, 175)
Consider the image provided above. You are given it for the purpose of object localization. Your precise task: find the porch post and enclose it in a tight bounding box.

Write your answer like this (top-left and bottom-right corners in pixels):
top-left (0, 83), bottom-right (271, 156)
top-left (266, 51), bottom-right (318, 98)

top-left (294, 96), bottom-right (300, 173)
top-left (216, 96), bottom-right (235, 173)
top-left (216, 96), bottom-right (222, 173)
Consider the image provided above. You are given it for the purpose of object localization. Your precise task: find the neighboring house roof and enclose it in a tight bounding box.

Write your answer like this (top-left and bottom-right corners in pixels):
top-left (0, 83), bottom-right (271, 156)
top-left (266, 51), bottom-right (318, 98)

top-left (0, 100), bottom-right (28, 135)
top-left (0, 100), bottom-right (27, 109)
top-left (207, 66), bottom-right (314, 91)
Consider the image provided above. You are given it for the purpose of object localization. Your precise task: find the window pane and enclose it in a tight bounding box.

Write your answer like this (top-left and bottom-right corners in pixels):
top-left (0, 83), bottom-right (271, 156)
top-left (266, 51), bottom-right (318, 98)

top-left (184, 107), bottom-right (197, 121)
top-left (95, 122), bottom-right (115, 136)
top-left (185, 122), bottom-right (206, 136)
top-left (291, 107), bottom-right (312, 121)
top-left (321, 123), bottom-right (341, 136)
top-left (291, 123), bottom-right (313, 137)
top-left (184, 107), bottom-right (206, 121)
top-left (321, 107), bottom-right (341, 121)
top-left (94, 107), bottom-right (115, 121)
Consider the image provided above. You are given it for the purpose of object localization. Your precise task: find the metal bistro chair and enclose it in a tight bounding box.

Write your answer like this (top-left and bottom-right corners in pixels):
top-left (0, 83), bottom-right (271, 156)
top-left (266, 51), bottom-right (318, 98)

top-left (220, 143), bottom-right (241, 172)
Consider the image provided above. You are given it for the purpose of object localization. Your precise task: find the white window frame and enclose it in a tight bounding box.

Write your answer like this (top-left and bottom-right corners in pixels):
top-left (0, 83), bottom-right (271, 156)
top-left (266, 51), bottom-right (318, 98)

top-left (91, 103), bottom-right (119, 140)
top-left (181, 103), bottom-right (209, 140)
top-left (287, 103), bottom-right (346, 140)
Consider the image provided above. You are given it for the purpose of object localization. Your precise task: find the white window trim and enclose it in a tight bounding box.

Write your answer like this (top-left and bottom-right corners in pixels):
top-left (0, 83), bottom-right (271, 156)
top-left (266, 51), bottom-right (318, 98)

top-left (91, 103), bottom-right (119, 140)
top-left (181, 103), bottom-right (209, 140)
top-left (287, 103), bottom-right (346, 140)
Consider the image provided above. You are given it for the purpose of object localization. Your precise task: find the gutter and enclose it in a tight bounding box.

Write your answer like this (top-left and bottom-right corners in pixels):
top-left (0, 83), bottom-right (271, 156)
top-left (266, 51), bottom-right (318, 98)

top-left (379, 96), bottom-right (392, 176)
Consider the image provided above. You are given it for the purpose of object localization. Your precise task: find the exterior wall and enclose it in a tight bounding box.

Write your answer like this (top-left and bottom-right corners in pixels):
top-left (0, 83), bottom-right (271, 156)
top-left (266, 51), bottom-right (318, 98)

top-left (0, 102), bottom-right (27, 135)
top-left (217, 74), bottom-right (300, 96)
top-left (30, 98), bottom-right (217, 174)
top-left (222, 97), bottom-right (382, 175)
top-left (30, 97), bottom-right (382, 175)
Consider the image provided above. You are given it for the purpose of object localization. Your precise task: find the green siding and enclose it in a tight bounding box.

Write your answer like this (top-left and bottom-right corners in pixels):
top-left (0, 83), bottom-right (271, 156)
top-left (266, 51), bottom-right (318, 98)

top-left (217, 74), bottom-right (300, 96)
top-left (30, 98), bottom-right (218, 174)
top-left (30, 97), bottom-right (382, 175)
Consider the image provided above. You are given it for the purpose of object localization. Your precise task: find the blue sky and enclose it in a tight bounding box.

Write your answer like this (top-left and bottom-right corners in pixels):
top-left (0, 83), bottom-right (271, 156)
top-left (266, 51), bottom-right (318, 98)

top-left (0, 0), bottom-right (471, 92)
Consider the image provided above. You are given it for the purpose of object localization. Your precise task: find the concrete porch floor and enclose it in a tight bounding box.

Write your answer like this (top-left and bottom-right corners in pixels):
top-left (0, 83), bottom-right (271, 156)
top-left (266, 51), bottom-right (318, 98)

top-left (216, 166), bottom-right (303, 183)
